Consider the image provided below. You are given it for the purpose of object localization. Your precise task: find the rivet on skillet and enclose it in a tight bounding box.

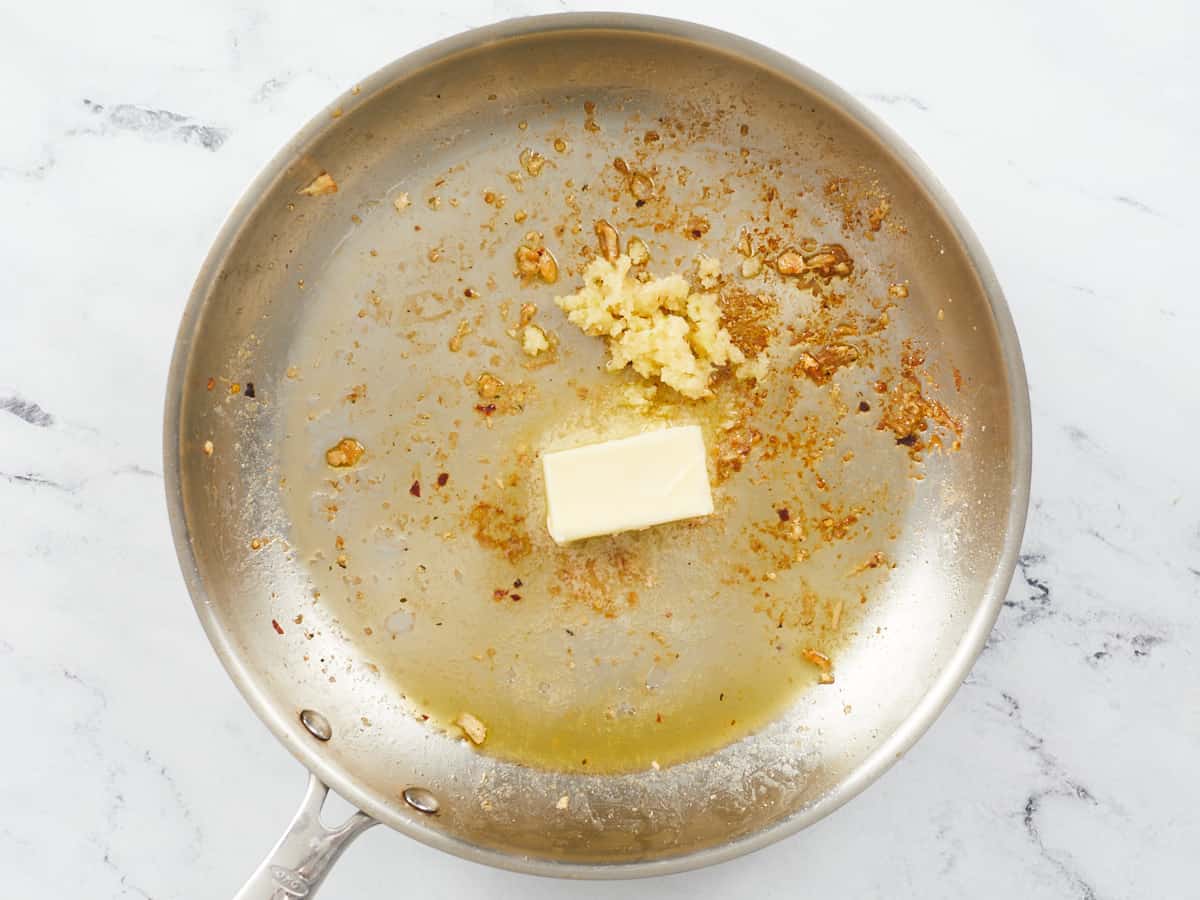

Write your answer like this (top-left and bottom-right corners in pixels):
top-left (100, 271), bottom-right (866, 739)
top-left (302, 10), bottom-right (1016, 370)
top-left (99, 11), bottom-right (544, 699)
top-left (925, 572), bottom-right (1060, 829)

top-left (299, 708), bottom-right (332, 741)
top-left (403, 787), bottom-right (440, 814)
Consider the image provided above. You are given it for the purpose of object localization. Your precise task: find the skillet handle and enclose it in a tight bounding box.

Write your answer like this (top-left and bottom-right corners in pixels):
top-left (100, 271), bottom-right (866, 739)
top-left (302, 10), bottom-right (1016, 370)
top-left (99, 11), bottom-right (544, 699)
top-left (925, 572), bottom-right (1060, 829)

top-left (233, 773), bottom-right (376, 899)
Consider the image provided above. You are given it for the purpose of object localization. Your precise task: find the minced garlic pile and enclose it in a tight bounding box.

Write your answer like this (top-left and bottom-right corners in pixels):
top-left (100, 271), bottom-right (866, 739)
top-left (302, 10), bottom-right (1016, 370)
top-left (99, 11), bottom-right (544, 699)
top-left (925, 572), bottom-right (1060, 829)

top-left (554, 254), bottom-right (765, 399)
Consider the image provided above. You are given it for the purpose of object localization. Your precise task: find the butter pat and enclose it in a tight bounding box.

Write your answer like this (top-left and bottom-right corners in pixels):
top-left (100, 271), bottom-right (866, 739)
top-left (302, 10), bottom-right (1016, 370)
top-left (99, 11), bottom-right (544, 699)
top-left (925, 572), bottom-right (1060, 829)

top-left (543, 425), bottom-right (713, 543)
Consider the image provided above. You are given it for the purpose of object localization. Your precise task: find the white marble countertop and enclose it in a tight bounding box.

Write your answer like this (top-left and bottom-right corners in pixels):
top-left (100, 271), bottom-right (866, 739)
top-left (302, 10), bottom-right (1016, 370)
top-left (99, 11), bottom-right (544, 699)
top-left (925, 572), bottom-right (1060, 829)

top-left (2, 1), bottom-right (1196, 897)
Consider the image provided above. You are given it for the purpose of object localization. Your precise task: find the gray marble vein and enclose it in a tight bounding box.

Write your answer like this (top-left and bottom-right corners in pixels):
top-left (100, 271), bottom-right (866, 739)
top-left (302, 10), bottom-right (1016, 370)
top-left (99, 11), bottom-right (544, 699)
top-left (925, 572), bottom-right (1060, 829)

top-left (997, 691), bottom-right (1100, 899)
top-left (1112, 194), bottom-right (1163, 217)
top-left (80, 100), bottom-right (230, 151)
top-left (1, 471), bottom-right (72, 491)
top-left (863, 92), bottom-right (930, 111)
top-left (1, 395), bottom-right (54, 427)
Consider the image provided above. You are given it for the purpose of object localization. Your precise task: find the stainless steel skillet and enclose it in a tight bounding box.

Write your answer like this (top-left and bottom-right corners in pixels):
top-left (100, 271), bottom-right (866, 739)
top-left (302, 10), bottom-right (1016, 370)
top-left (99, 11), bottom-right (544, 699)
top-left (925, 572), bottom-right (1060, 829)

top-left (164, 13), bottom-right (1030, 896)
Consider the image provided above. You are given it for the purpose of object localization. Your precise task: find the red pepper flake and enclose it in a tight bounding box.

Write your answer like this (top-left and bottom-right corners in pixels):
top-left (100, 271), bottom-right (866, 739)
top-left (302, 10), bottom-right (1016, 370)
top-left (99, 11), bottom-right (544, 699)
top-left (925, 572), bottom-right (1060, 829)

top-left (513, 578), bottom-right (523, 588)
top-left (206, 377), bottom-right (216, 391)
top-left (510, 593), bottom-right (522, 602)
top-left (436, 472), bottom-right (449, 487)
top-left (655, 712), bottom-right (663, 723)
top-left (493, 588), bottom-right (509, 601)
top-left (776, 507), bottom-right (790, 522)
top-left (271, 619), bottom-right (284, 635)
top-left (409, 480), bottom-right (421, 497)
top-left (474, 403), bottom-right (497, 416)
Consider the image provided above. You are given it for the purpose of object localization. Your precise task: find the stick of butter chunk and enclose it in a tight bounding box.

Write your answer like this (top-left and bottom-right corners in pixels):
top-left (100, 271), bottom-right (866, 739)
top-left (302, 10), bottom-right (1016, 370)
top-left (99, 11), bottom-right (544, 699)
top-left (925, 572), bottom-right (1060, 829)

top-left (543, 425), bottom-right (714, 543)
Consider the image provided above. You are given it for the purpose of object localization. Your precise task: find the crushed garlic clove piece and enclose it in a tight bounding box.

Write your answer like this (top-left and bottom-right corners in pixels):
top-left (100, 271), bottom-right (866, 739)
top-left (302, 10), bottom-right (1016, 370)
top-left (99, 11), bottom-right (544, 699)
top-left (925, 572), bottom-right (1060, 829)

top-left (298, 172), bottom-right (338, 196)
top-left (455, 712), bottom-right (487, 745)
top-left (776, 250), bottom-right (804, 275)
top-left (325, 438), bottom-right (364, 468)
top-left (696, 255), bottom-right (722, 289)
top-left (522, 325), bottom-right (550, 357)
top-left (595, 219), bottom-right (620, 262)
top-left (740, 256), bottom-right (762, 278)
top-left (515, 242), bottom-right (559, 284)
top-left (519, 148), bottom-right (547, 176)
top-left (554, 255), bottom-right (764, 399)
top-left (627, 236), bottom-right (650, 266)
top-left (476, 373), bottom-right (504, 400)
top-left (537, 248), bottom-right (558, 284)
